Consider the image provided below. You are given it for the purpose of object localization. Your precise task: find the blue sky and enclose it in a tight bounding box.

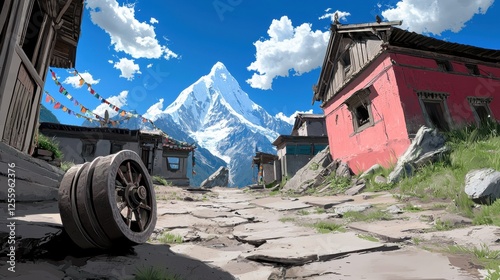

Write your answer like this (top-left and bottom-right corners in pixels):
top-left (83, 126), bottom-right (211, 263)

top-left (44, 0), bottom-right (500, 127)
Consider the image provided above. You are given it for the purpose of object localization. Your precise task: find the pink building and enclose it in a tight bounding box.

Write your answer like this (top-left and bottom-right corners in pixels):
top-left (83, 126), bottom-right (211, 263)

top-left (313, 21), bottom-right (500, 174)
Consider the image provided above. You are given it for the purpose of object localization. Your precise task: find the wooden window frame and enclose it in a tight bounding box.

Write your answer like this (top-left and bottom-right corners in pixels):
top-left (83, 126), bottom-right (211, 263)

top-left (465, 64), bottom-right (480, 76)
top-left (436, 59), bottom-right (453, 72)
top-left (166, 156), bottom-right (180, 172)
top-left (467, 97), bottom-right (494, 124)
top-left (345, 88), bottom-right (374, 134)
top-left (81, 140), bottom-right (96, 157)
top-left (417, 91), bottom-right (452, 131)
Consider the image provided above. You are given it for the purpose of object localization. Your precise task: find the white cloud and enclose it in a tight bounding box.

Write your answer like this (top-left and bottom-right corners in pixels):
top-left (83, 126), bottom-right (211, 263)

top-left (85, 0), bottom-right (178, 59)
top-left (247, 16), bottom-right (330, 90)
top-left (63, 71), bottom-right (100, 88)
top-left (150, 17), bottom-right (159, 24)
top-left (108, 60), bottom-right (113, 64)
top-left (147, 63), bottom-right (153, 68)
top-left (275, 109), bottom-right (314, 125)
top-left (93, 90), bottom-right (129, 118)
top-left (143, 99), bottom-right (165, 121)
top-left (318, 9), bottom-right (351, 23)
top-left (381, 0), bottom-right (494, 35)
top-left (113, 58), bottom-right (141, 80)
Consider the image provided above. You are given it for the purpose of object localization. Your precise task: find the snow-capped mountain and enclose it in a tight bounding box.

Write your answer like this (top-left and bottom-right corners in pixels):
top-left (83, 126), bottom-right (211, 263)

top-left (153, 62), bottom-right (292, 186)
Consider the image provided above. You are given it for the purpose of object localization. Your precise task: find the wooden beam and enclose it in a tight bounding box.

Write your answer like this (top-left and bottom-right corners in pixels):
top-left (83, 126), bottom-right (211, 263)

top-left (55, 0), bottom-right (73, 24)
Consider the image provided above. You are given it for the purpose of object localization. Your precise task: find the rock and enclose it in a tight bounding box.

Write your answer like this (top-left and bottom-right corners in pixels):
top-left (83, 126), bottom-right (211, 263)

top-left (336, 161), bottom-right (352, 178)
top-left (35, 148), bottom-right (54, 157)
top-left (437, 213), bottom-right (473, 227)
top-left (388, 126), bottom-right (448, 183)
top-left (200, 166), bottom-right (229, 188)
top-left (386, 205), bottom-right (403, 214)
top-left (281, 147), bottom-right (333, 193)
top-left (334, 203), bottom-right (372, 215)
top-left (464, 168), bottom-right (500, 204)
top-left (359, 164), bottom-right (382, 179)
top-left (374, 175), bottom-right (387, 184)
top-left (345, 183), bottom-right (366, 196)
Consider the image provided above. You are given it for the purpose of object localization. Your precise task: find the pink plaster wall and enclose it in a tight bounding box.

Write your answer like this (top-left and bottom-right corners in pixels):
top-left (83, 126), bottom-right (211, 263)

top-left (322, 54), bottom-right (411, 173)
top-left (322, 51), bottom-right (500, 174)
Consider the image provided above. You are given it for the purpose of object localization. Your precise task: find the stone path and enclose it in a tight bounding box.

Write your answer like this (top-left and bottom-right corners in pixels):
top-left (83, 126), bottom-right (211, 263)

top-left (1, 186), bottom-right (498, 279)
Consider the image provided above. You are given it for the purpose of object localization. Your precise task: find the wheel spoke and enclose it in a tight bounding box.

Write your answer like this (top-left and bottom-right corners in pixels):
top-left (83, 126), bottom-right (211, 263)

top-left (126, 207), bottom-right (132, 228)
top-left (127, 162), bottom-right (133, 182)
top-left (117, 169), bottom-right (128, 185)
top-left (134, 210), bottom-right (144, 231)
top-left (135, 173), bottom-right (142, 186)
top-left (139, 202), bottom-right (152, 211)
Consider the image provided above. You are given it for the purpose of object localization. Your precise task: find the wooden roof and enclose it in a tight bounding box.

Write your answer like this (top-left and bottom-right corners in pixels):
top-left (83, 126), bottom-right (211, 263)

top-left (313, 21), bottom-right (500, 104)
top-left (48, 0), bottom-right (85, 68)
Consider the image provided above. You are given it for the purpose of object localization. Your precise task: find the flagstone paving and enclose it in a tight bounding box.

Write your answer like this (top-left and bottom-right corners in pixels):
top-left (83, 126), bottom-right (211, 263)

top-left (0, 185), bottom-right (497, 280)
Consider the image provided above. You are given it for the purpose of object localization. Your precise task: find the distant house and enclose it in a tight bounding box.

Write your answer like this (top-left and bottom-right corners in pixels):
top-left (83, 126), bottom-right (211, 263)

top-left (252, 152), bottom-right (278, 185)
top-left (313, 20), bottom-right (500, 173)
top-left (39, 122), bottom-right (195, 186)
top-left (0, 0), bottom-right (84, 197)
top-left (272, 114), bottom-right (329, 182)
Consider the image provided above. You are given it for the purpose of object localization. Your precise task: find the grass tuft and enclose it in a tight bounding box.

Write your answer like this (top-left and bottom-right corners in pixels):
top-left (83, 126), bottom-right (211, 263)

top-left (135, 266), bottom-right (182, 280)
top-left (37, 133), bottom-right (63, 159)
top-left (310, 221), bottom-right (345, 233)
top-left (158, 232), bottom-right (183, 244)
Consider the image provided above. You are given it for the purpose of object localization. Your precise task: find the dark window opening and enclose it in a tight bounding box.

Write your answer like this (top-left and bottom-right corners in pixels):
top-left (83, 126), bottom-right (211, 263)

top-left (422, 101), bottom-right (450, 131)
top-left (82, 142), bottom-right (96, 157)
top-left (355, 105), bottom-right (370, 127)
top-left (110, 143), bottom-right (123, 154)
top-left (341, 49), bottom-right (351, 73)
top-left (22, 0), bottom-right (43, 61)
top-left (466, 64), bottom-right (480, 76)
top-left (473, 105), bottom-right (490, 124)
top-left (436, 60), bottom-right (453, 72)
top-left (167, 157), bottom-right (180, 172)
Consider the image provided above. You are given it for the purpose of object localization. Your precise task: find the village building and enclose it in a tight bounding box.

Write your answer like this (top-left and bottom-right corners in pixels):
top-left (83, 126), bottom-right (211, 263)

top-left (312, 20), bottom-right (500, 174)
top-left (38, 122), bottom-right (194, 186)
top-left (252, 152), bottom-right (278, 185)
top-left (0, 0), bottom-right (84, 197)
top-left (271, 113), bottom-right (329, 182)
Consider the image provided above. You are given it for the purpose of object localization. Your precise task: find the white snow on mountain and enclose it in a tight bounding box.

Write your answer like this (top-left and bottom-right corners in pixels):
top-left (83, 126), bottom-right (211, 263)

top-left (148, 61), bottom-right (292, 186)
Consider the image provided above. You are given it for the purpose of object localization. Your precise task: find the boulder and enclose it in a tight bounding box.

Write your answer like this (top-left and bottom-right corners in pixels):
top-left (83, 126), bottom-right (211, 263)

top-left (388, 126), bottom-right (449, 183)
top-left (336, 161), bottom-right (352, 178)
top-left (200, 167), bottom-right (229, 188)
top-left (374, 175), bottom-right (387, 184)
top-left (281, 147), bottom-right (333, 194)
top-left (359, 164), bottom-right (382, 179)
top-left (464, 168), bottom-right (500, 204)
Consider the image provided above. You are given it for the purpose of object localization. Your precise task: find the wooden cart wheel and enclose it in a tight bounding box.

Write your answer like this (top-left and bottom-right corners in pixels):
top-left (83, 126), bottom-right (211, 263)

top-left (58, 163), bottom-right (100, 249)
top-left (75, 157), bottom-right (112, 249)
top-left (91, 150), bottom-right (157, 245)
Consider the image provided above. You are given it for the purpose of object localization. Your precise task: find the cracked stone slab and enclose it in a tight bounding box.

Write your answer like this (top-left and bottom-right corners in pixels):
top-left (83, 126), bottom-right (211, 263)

top-left (334, 203), bottom-right (372, 215)
top-left (243, 232), bottom-right (387, 265)
top-left (251, 197), bottom-right (312, 211)
top-left (349, 220), bottom-right (432, 242)
top-left (233, 221), bottom-right (317, 245)
top-left (155, 214), bottom-right (217, 230)
top-left (156, 201), bottom-right (193, 215)
top-left (191, 209), bottom-right (237, 219)
top-left (419, 225), bottom-right (500, 251)
top-left (223, 202), bottom-right (256, 211)
top-left (233, 208), bottom-right (281, 222)
top-left (298, 196), bottom-right (354, 209)
top-left (220, 260), bottom-right (280, 280)
top-left (212, 216), bottom-right (250, 227)
top-left (284, 246), bottom-right (473, 279)
top-left (170, 244), bottom-right (242, 267)
top-left (0, 262), bottom-right (65, 279)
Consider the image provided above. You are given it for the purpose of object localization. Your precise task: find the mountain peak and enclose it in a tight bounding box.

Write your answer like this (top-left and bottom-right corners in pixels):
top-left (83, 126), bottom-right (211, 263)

top-left (210, 61), bottom-right (227, 73)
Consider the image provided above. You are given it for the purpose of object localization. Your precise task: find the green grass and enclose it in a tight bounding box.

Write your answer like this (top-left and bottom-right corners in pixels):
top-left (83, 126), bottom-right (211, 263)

top-left (60, 161), bottom-right (75, 172)
top-left (412, 237), bottom-right (423, 245)
top-left (309, 162), bottom-right (319, 171)
top-left (324, 173), bottom-right (352, 194)
top-left (473, 200), bottom-right (500, 226)
top-left (37, 133), bottom-right (63, 159)
top-left (357, 234), bottom-right (379, 242)
top-left (314, 207), bottom-right (326, 214)
top-left (279, 217), bottom-right (296, 223)
top-left (297, 209), bottom-right (310, 215)
top-left (342, 209), bottom-right (391, 222)
top-left (393, 122), bottom-right (500, 220)
top-left (310, 221), bottom-right (345, 233)
top-left (403, 204), bottom-right (423, 212)
top-left (135, 266), bottom-right (182, 280)
top-left (152, 176), bottom-right (170, 186)
top-left (447, 244), bottom-right (500, 271)
top-left (158, 232), bottom-right (183, 244)
top-left (434, 219), bottom-right (455, 231)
